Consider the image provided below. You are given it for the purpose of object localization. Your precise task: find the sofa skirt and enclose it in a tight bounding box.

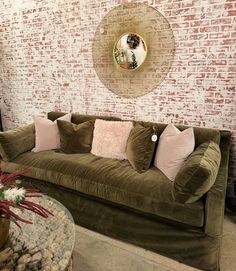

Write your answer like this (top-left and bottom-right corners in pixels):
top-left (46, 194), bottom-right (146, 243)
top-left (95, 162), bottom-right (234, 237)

top-left (21, 177), bottom-right (221, 271)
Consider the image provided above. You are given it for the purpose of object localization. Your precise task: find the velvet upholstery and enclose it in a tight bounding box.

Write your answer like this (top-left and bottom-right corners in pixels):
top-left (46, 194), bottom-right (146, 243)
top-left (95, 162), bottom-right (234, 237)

top-left (173, 141), bottom-right (221, 203)
top-left (0, 112), bottom-right (231, 271)
top-left (57, 120), bottom-right (94, 153)
top-left (0, 124), bottom-right (35, 161)
top-left (48, 112), bottom-right (220, 148)
top-left (204, 131), bottom-right (231, 237)
top-left (20, 175), bottom-right (224, 271)
top-left (48, 111), bottom-right (121, 124)
top-left (126, 124), bottom-right (157, 172)
top-left (4, 151), bottom-right (204, 227)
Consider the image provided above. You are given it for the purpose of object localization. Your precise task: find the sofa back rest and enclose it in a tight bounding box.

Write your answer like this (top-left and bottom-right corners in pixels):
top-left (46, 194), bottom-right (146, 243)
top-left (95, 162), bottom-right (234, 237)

top-left (47, 112), bottom-right (220, 148)
top-left (47, 111), bottom-right (121, 124)
top-left (134, 121), bottom-right (221, 148)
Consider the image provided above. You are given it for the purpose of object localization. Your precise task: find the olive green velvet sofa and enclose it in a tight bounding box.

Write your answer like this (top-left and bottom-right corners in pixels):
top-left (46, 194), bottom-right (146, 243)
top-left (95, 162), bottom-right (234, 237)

top-left (0, 112), bottom-right (231, 271)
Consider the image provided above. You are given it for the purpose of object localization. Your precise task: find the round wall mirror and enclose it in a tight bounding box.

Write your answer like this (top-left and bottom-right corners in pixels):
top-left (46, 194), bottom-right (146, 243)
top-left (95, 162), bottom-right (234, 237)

top-left (113, 33), bottom-right (147, 70)
top-left (92, 3), bottom-right (175, 97)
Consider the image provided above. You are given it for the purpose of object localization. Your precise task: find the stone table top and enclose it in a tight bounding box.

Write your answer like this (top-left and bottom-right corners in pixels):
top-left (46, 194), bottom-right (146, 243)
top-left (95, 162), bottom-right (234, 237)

top-left (0, 195), bottom-right (75, 271)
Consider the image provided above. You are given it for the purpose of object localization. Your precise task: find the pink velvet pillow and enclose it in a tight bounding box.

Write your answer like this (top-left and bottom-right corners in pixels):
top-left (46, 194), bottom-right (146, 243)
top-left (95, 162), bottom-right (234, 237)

top-left (32, 113), bottom-right (71, 152)
top-left (154, 124), bottom-right (195, 181)
top-left (91, 119), bottom-right (133, 160)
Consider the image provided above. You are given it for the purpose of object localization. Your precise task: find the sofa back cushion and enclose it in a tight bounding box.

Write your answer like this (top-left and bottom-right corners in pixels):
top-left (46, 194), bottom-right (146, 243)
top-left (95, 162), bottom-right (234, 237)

top-left (173, 141), bottom-right (221, 203)
top-left (48, 112), bottom-right (220, 149)
top-left (57, 120), bottom-right (94, 153)
top-left (48, 111), bottom-right (121, 124)
top-left (126, 124), bottom-right (157, 173)
top-left (0, 124), bottom-right (35, 161)
top-left (91, 119), bottom-right (133, 160)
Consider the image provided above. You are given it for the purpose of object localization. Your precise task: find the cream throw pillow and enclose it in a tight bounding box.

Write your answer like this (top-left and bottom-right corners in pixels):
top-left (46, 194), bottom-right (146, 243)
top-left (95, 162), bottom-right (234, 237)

top-left (154, 124), bottom-right (195, 181)
top-left (32, 113), bottom-right (71, 152)
top-left (91, 119), bottom-right (133, 160)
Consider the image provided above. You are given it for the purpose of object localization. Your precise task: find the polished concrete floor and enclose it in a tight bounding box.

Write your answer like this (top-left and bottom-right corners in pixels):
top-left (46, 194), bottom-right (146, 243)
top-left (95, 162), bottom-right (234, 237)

top-left (72, 214), bottom-right (236, 271)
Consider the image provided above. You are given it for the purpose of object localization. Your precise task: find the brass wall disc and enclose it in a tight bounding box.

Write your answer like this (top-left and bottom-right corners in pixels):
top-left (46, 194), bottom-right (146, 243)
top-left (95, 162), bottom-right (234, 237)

top-left (92, 3), bottom-right (175, 98)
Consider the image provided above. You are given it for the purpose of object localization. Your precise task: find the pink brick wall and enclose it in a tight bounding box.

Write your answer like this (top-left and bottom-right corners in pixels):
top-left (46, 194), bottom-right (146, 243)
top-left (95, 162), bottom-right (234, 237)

top-left (0, 0), bottom-right (235, 188)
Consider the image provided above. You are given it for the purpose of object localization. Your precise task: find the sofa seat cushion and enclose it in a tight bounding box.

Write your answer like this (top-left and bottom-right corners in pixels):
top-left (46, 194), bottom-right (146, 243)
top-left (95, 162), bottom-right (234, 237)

top-left (4, 151), bottom-right (204, 227)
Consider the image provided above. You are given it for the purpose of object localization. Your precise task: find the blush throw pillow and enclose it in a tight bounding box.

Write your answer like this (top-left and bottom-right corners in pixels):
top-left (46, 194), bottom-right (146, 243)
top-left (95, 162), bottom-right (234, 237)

top-left (32, 113), bottom-right (71, 152)
top-left (154, 124), bottom-right (195, 181)
top-left (91, 119), bottom-right (133, 160)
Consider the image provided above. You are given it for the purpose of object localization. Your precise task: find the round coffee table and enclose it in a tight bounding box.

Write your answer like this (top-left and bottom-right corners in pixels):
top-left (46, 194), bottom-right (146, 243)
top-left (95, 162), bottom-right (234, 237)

top-left (0, 195), bottom-right (75, 270)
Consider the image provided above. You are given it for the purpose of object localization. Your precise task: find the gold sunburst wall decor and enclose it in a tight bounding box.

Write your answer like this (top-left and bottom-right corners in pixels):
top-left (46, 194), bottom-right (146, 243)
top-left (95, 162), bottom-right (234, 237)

top-left (92, 2), bottom-right (175, 98)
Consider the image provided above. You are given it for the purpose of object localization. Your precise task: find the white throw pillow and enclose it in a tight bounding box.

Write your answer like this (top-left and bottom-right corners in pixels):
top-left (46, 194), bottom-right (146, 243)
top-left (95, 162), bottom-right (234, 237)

top-left (91, 119), bottom-right (133, 160)
top-left (154, 124), bottom-right (195, 181)
top-left (32, 113), bottom-right (72, 152)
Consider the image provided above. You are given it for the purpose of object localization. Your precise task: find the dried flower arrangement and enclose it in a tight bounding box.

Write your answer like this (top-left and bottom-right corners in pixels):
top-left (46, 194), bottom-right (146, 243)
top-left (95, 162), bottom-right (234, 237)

top-left (0, 169), bottom-right (52, 227)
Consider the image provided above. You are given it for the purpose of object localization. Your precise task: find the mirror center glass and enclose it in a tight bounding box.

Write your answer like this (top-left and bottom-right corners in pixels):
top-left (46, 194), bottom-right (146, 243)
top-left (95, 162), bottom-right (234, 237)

top-left (113, 33), bottom-right (147, 70)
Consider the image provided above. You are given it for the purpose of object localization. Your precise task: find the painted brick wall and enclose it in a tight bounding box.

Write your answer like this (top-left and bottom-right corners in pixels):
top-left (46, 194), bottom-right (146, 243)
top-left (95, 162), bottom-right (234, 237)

top-left (0, 0), bottom-right (235, 189)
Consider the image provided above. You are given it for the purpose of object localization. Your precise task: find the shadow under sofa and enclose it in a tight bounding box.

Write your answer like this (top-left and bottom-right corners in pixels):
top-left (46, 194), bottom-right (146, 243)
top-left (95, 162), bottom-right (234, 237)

top-left (0, 112), bottom-right (231, 271)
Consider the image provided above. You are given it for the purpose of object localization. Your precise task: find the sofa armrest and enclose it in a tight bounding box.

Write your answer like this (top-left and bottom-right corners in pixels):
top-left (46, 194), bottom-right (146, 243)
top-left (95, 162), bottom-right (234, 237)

top-left (0, 124), bottom-right (35, 162)
top-left (204, 130), bottom-right (231, 237)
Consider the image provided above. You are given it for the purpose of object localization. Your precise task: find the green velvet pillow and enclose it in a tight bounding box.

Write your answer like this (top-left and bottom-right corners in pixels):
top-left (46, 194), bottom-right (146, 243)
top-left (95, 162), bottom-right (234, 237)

top-left (126, 124), bottom-right (157, 173)
top-left (0, 124), bottom-right (35, 162)
top-left (57, 120), bottom-right (94, 154)
top-left (173, 141), bottom-right (221, 203)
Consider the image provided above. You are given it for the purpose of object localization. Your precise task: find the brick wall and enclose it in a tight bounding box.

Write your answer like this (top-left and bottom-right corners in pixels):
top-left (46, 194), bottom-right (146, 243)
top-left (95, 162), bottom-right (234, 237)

top-left (0, 0), bottom-right (235, 189)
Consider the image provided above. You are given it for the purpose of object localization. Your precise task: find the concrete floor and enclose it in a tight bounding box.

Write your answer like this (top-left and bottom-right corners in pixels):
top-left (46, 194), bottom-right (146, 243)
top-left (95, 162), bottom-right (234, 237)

top-left (72, 214), bottom-right (236, 271)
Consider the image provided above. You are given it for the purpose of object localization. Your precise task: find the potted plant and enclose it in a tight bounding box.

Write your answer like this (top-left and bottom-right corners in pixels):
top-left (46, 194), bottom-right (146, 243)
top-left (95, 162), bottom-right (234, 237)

top-left (0, 169), bottom-right (52, 249)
